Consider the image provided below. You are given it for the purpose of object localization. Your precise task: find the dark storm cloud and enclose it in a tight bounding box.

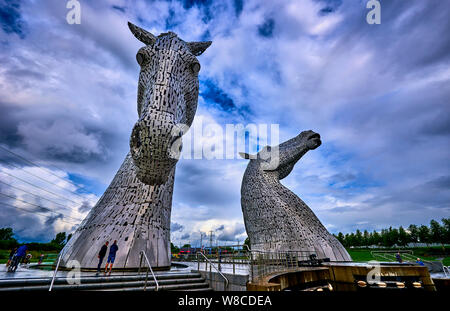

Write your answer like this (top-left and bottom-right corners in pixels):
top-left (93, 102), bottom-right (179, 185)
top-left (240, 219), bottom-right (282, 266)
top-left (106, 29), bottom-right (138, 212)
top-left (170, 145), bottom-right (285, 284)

top-left (0, 0), bottom-right (25, 38)
top-left (44, 213), bottom-right (64, 226)
top-left (111, 5), bottom-right (127, 13)
top-left (0, 101), bottom-right (23, 148)
top-left (257, 18), bottom-right (275, 38)
top-left (78, 201), bottom-right (92, 213)
top-left (217, 227), bottom-right (245, 242)
top-left (200, 79), bottom-right (236, 112)
top-left (232, 0), bottom-right (243, 16)
top-left (171, 222), bottom-right (184, 232)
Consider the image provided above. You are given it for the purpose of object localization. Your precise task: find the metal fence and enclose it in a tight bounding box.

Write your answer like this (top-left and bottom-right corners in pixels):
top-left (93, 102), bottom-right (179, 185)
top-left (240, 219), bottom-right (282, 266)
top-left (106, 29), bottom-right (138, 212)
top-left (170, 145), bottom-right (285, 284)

top-left (175, 248), bottom-right (328, 283)
top-left (248, 250), bottom-right (325, 282)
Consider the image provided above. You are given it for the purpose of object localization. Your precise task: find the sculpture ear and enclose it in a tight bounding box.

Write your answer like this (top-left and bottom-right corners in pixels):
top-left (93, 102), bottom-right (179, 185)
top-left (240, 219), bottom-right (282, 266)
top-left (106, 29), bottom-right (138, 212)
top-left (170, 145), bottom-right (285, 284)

top-left (187, 41), bottom-right (212, 56)
top-left (239, 152), bottom-right (256, 160)
top-left (128, 21), bottom-right (156, 45)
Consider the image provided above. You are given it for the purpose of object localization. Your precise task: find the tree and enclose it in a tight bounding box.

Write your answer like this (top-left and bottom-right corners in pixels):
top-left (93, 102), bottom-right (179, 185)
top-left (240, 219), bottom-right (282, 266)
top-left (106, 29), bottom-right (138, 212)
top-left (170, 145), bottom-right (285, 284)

top-left (381, 229), bottom-right (389, 247)
top-left (389, 227), bottom-right (400, 246)
top-left (430, 220), bottom-right (445, 245)
top-left (398, 226), bottom-right (409, 246)
top-left (347, 233), bottom-right (356, 247)
top-left (182, 244), bottom-right (191, 249)
top-left (363, 230), bottom-right (370, 247)
top-left (442, 218), bottom-right (450, 244)
top-left (418, 225), bottom-right (430, 246)
top-left (354, 230), bottom-right (363, 247)
top-left (170, 242), bottom-right (179, 253)
top-left (51, 232), bottom-right (67, 246)
top-left (0, 227), bottom-right (14, 240)
top-left (371, 231), bottom-right (381, 246)
top-left (337, 232), bottom-right (345, 246)
top-left (408, 224), bottom-right (419, 244)
top-left (66, 233), bottom-right (73, 242)
top-left (244, 237), bottom-right (251, 249)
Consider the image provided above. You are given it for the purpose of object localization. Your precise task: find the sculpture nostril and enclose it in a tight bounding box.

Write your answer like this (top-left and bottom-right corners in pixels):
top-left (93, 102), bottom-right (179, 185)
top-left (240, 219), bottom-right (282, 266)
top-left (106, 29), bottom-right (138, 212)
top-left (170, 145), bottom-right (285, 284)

top-left (131, 124), bottom-right (142, 150)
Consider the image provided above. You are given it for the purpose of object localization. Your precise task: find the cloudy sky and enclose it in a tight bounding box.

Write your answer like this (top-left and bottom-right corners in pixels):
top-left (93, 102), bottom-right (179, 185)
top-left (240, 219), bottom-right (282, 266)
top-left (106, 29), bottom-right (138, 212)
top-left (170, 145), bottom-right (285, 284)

top-left (0, 0), bottom-right (448, 246)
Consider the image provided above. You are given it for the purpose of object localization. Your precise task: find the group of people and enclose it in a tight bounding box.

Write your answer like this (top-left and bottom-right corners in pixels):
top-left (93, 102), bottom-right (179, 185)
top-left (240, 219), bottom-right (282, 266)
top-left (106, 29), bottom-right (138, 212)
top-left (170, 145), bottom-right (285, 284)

top-left (395, 251), bottom-right (425, 266)
top-left (96, 240), bottom-right (119, 276)
top-left (5, 240), bottom-right (119, 275)
top-left (6, 244), bottom-right (29, 272)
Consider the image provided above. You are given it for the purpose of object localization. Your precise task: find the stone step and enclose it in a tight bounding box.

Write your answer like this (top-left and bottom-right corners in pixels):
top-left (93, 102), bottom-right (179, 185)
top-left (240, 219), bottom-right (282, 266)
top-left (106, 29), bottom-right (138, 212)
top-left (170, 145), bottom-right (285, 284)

top-left (173, 286), bottom-right (214, 291)
top-left (0, 277), bottom-right (206, 291)
top-left (94, 282), bottom-right (211, 291)
top-left (0, 272), bottom-right (202, 288)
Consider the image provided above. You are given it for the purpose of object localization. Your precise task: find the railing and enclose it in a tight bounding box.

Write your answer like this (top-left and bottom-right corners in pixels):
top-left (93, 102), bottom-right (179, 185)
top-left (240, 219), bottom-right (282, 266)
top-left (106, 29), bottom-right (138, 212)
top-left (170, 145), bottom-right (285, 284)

top-left (49, 250), bottom-right (64, 291)
top-left (443, 266), bottom-right (449, 278)
top-left (197, 252), bottom-right (229, 290)
top-left (371, 250), bottom-right (414, 262)
top-left (138, 250), bottom-right (159, 291)
top-left (248, 249), bottom-right (324, 282)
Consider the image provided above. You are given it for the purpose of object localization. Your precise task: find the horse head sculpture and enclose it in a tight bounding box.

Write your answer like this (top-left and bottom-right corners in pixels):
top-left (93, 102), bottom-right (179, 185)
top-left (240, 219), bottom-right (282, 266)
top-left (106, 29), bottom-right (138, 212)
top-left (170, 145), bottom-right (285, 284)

top-left (128, 22), bottom-right (211, 185)
top-left (239, 130), bottom-right (322, 179)
top-left (240, 130), bottom-right (352, 261)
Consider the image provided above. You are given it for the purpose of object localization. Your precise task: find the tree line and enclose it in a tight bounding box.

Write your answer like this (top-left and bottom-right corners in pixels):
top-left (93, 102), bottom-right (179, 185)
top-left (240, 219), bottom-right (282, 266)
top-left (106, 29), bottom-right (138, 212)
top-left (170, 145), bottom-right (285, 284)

top-left (0, 227), bottom-right (72, 251)
top-left (334, 218), bottom-right (450, 248)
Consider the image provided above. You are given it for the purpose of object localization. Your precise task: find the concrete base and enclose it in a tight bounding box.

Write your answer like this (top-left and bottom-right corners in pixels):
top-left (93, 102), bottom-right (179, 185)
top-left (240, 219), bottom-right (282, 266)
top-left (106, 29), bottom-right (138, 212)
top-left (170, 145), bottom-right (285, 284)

top-left (247, 263), bottom-right (436, 291)
top-left (194, 270), bottom-right (249, 291)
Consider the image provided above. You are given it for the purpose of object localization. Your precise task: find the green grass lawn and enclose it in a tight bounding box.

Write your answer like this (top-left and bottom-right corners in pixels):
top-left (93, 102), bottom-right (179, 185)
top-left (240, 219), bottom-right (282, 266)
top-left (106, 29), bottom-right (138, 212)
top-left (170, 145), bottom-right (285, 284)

top-left (347, 247), bottom-right (450, 265)
top-left (0, 249), bottom-right (58, 264)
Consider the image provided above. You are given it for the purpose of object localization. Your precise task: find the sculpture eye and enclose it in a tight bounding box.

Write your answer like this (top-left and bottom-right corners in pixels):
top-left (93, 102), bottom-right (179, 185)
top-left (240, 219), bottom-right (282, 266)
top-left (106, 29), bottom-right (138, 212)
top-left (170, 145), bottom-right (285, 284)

top-left (136, 50), bottom-right (147, 66)
top-left (191, 62), bottom-right (200, 74)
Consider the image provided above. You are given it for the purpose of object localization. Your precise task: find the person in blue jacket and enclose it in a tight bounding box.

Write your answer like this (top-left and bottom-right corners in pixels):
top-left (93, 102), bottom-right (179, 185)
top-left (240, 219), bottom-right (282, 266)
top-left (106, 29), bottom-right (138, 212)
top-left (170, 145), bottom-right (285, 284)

top-left (104, 240), bottom-right (118, 276)
top-left (10, 244), bottom-right (27, 272)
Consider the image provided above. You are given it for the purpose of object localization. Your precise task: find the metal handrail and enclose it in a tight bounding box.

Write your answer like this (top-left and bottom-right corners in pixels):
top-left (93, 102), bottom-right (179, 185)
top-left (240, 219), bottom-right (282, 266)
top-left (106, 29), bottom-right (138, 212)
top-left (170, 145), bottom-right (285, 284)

top-left (49, 250), bottom-right (64, 291)
top-left (139, 251), bottom-right (159, 291)
top-left (197, 251), bottom-right (229, 289)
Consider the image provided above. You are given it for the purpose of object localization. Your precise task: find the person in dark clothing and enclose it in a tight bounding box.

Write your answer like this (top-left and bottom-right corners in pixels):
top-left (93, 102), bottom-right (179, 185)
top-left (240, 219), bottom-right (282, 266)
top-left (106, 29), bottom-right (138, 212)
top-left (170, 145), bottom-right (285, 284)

top-left (395, 252), bottom-right (403, 263)
top-left (105, 240), bottom-right (118, 275)
top-left (6, 247), bottom-right (17, 267)
top-left (96, 241), bottom-right (109, 275)
top-left (10, 244), bottom-right (27, 272)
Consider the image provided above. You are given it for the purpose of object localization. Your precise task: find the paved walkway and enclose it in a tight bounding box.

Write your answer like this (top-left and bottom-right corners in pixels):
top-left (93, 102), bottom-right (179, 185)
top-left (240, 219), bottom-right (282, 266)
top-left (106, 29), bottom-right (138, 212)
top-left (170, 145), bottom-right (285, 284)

top-left (0, 262), bottom-right (191, 280)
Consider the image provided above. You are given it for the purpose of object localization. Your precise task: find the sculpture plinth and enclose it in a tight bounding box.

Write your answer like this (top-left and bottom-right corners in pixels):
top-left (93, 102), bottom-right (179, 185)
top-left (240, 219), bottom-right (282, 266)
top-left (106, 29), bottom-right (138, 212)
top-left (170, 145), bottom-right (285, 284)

top-left (240, 130), bottom-right (352, 261)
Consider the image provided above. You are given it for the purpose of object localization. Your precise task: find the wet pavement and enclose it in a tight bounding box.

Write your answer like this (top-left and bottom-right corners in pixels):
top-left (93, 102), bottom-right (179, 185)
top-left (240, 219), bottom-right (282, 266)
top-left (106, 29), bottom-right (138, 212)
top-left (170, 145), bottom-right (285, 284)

top-left (0, 262), bottom-right (192, 280)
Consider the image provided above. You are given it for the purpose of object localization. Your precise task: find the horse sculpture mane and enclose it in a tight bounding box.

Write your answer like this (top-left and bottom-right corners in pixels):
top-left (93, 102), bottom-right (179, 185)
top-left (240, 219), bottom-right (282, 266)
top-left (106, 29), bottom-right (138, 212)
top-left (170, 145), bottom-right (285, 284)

top-left (61, 22), bottom-right (211, 269)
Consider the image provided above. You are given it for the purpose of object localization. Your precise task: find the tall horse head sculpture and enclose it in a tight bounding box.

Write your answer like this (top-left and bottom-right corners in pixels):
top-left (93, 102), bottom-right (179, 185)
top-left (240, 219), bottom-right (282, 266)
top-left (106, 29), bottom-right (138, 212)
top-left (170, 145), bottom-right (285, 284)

top-left (60, 23), bottom-right (211, 270)
top-left (128, 22), bottom-right (211, 185)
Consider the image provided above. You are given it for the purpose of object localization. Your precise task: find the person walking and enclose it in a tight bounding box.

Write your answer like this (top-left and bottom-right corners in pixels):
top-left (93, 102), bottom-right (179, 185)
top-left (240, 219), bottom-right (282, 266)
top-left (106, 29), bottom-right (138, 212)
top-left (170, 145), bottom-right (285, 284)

top-left (6, 247), bottom-right (17, 267)
top-left (395, 251), bottom-right (403, 263)
top-left (104, 240), bottom-right (118, 276)
top-left (10, 244), bottom-right (27, 272)
top-left (416, 258), bottom-right (425, 266)
top-left (96, 241), bottom-right (109, 275)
